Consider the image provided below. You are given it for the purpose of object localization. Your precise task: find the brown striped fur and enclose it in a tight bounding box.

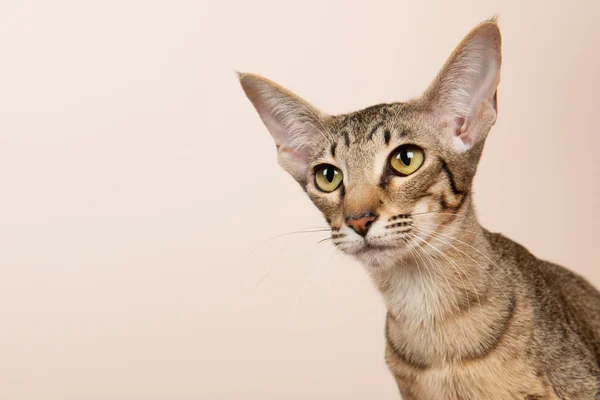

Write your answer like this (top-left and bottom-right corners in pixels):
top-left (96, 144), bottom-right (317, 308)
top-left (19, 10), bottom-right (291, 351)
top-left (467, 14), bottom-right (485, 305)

top-left (239, 19), bottom-right (600, 399)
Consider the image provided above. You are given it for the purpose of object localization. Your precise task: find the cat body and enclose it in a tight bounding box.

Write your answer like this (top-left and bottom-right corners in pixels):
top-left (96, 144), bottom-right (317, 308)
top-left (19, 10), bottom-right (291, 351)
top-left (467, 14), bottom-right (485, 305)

top-left (239, 20), bottom-right (600, 399)
top-left (384, 231), bottom-right (600, 399)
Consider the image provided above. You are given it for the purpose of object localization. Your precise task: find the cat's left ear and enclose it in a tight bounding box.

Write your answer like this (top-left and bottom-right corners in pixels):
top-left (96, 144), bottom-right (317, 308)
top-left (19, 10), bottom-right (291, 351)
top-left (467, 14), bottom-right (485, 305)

top-left (423, 20), bottom-right (502, 151)
top-left (239, 73), bottom-right (331, 186)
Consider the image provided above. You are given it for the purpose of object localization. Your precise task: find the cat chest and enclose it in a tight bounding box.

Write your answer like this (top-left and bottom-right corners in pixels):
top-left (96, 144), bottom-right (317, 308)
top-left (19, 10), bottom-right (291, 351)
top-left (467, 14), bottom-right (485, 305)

top-left (385, 345), bottom-right (554, 400)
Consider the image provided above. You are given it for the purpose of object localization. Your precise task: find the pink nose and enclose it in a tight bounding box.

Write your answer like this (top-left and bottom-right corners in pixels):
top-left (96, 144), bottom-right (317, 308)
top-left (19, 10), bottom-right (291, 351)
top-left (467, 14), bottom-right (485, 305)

top-left (346, 214), bottom-right (377, 237)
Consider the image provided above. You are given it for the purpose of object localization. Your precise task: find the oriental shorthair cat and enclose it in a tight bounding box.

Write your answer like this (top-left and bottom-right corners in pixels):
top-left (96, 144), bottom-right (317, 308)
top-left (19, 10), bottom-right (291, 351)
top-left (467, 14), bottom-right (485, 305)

top-left (238, 19), bottom-right (600, 399)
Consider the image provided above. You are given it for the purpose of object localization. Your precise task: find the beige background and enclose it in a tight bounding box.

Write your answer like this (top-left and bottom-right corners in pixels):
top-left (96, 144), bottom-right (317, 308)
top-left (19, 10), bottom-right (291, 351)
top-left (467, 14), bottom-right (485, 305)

top-left (1, 1), bottom-right (599, 399)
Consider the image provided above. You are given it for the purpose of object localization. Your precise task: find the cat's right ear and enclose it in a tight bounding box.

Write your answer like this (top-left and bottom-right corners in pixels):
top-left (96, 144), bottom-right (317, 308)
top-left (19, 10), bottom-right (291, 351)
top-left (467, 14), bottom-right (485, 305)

top-left (238, 73), bottom-right (330, 186)
top-left (422, 20), bottom-right (502, 152)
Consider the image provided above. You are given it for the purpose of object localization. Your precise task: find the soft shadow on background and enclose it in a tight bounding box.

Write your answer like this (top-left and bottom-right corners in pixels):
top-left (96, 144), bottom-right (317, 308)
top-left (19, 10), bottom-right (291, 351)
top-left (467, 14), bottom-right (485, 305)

top-left (1, 1), bottom-right (598, 399)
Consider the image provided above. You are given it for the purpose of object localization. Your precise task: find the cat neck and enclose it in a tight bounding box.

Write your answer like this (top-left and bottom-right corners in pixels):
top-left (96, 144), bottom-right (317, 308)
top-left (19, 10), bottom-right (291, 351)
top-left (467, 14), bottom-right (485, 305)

top-left (367, 210), bottom-right (506, 326)
top-left (365, 212), bottom-right (519, 367)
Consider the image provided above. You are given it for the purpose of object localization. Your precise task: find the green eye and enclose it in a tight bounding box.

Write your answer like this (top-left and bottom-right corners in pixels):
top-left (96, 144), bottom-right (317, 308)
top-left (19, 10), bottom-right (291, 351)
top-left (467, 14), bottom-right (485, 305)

top-left (314, 164), bottom-right (343, 192)
top-left (390, 145), bottom-right (424, 176)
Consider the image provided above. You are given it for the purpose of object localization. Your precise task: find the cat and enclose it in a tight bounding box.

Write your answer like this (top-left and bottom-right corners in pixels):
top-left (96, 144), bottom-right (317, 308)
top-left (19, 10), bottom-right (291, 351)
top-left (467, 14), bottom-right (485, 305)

top-left (238, 19), bottom-right (600, 399)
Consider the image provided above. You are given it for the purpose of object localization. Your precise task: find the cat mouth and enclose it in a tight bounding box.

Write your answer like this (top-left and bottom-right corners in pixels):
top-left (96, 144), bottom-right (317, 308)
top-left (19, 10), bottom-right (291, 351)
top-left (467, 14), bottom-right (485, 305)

top-left (333, 227), bottom-right (414, 257)
top-left (345, 239), bottom-right (399, 255)
top-left (362, 241), bottom-right (395, 251)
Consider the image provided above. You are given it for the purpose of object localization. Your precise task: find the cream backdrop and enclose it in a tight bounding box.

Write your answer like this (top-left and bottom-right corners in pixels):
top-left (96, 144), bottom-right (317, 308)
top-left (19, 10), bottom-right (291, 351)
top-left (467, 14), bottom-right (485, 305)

top-left (1, 1), bottom-right (599, 399)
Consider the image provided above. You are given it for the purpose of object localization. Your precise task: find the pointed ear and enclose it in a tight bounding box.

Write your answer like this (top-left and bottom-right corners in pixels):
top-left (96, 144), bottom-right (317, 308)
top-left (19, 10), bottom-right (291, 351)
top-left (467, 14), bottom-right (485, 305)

top-left (423, 20), bottom-right (502, 151)
top-left (238, 73), bottom-right (330, 185)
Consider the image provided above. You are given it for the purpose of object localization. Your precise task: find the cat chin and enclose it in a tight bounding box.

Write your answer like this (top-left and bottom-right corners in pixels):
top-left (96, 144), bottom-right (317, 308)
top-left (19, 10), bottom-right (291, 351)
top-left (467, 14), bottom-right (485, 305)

top-left (346, 244), bottom-right (412, 269)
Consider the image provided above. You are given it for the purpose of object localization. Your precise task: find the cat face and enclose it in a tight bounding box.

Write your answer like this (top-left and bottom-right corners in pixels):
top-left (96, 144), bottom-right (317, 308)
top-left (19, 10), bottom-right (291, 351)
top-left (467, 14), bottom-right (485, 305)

top-left (240, 21), bottom-right (501, 268)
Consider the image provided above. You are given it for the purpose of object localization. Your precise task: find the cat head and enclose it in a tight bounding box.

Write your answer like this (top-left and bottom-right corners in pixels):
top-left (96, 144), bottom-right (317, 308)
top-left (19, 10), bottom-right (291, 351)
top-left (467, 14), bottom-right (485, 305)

top-left (239, 20), bottom-right (501, 268)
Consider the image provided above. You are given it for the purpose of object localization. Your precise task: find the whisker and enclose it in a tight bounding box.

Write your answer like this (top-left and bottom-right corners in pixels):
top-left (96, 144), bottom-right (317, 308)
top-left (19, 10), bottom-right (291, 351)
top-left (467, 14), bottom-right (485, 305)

top-left (317, 237), bottom-right (334, 245)
top-left (385, 228), bottom-right (414, 237)
top-left (410, 232), bottom-right (482, 313)
top-left (413, 226), bottom-right (515, 307)
top-left (299, 235), bottom-right (340, 259)
top-left (410, 209), bottom-right (494, 227)
top-left (249, 228), bottom-right (331, 255)
top-left (404, 217), bottom-right (488, 238)
top-left (290, 247), bottom-right (337, 324)
top-left (411, 210), bottom-right (465, 217)
top-left (401, 237), bottom-right (435, 320)
top-left (418, 227), bottom-right (527, 293)
top-left (407, 234), bottom-right (461, 314)
top-left (253, 243), bottom-right (289, 288)
top-left (325, 248), bottom-right (341, 289)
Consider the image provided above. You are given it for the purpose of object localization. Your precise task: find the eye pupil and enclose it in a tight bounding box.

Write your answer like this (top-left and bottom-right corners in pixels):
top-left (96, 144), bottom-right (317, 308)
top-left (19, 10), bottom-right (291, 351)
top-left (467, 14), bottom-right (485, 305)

top-left (325, 168), bottom-right (335, 183)
top-left (400, 150), bottom-right (412, 166)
